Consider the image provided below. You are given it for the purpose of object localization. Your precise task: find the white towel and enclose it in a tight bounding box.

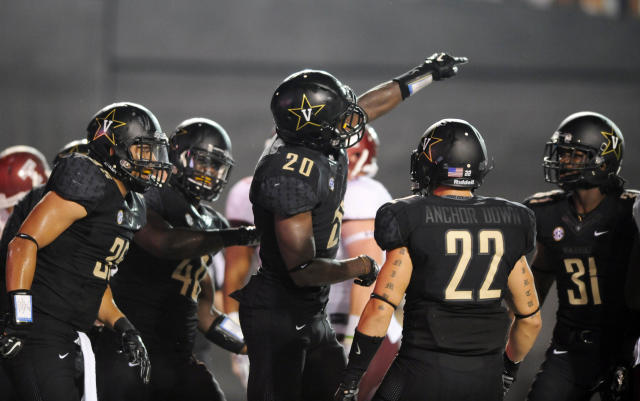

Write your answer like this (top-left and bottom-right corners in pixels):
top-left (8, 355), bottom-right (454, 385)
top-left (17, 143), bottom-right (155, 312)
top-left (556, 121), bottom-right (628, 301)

top-left (77, 331), bottom-right (98, 401)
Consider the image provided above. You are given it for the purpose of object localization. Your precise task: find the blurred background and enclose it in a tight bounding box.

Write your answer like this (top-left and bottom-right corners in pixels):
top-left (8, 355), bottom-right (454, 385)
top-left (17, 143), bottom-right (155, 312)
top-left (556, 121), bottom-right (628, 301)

top-left (1, 0), bottom-right (639, 399)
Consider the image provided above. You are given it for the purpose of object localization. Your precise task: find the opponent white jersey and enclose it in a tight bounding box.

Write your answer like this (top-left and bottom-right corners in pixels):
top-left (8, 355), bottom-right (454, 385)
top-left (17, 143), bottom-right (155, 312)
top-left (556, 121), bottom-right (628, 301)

top-left (225, 176), bottom-right (254, 225)
top-left (213, 176), bottom-right (260, 288)
top-left (0, 207), bottom-right (11, 235)
top-left (327, 176), bottom-right (402, 341)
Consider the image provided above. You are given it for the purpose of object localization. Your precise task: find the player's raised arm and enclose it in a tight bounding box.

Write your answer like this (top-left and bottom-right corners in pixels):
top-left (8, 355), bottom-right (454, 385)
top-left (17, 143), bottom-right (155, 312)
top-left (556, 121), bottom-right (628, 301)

top-left (358, 52), bottom-right (468, 122)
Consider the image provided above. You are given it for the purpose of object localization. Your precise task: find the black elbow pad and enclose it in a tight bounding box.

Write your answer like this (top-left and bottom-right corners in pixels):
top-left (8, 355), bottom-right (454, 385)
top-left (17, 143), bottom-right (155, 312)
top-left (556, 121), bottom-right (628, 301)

top-left (205, 314), bottom-right (245, 354)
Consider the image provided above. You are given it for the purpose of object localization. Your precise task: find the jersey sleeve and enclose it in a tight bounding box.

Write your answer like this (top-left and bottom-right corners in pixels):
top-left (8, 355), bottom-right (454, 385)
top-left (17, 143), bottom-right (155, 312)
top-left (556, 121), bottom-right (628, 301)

top-left (225, 177), bottom-right (254, 224)
top-left (250, 153), bottom-right (321, 217)
top-left (45, 155), bottom-right (110, 213)
top-left (522, 206), bottom-right (537, 254)
top-left (374, 201), bottom-right (408, 251)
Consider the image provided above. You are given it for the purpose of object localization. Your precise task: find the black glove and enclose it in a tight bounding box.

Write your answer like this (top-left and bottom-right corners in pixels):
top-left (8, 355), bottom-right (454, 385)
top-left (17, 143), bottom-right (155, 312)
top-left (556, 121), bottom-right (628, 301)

top-left (423, 52), bottom-right (469, 81)
top-left (502, 352), bottom-right (520, 397)
top-left (394, 52), bottom-right (469, 99)
top-left (354, 255), bottom-right (379, 287)
top-left (221, 226), bottom-right (261, 248)
top-left (114, 317), bottom-right (151, 384)
top-left (1, 290), bottom-right (34, 359)
top-left (602, 365), bottom-right (629, 401)
top-left (334, 379), bottom-right (359, 401)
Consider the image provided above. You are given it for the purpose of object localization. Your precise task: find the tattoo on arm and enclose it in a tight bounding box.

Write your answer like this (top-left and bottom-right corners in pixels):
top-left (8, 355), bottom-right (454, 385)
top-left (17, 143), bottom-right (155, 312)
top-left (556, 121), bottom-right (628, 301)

top-left (385, 283), bottom-right (394, 290)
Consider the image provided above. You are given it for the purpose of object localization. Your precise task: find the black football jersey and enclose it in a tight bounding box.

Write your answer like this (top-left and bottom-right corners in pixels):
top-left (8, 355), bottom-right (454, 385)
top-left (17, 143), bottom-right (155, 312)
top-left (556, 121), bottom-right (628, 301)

top-left (110, 183), bottom-right (228, 354)
top-left (375, 194), bottom-right (536, 355)
top-left (31, 154), bottom-right (145, 331)
top-left (236, 138), bottom-right (347, 311)
top-left (524, 189), bottom-right (639, 331)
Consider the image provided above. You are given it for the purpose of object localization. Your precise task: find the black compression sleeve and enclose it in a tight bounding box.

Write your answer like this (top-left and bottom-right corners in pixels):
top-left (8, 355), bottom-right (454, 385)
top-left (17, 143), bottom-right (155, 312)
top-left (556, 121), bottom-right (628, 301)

top-left (342, 330), bottom-right (384, 384)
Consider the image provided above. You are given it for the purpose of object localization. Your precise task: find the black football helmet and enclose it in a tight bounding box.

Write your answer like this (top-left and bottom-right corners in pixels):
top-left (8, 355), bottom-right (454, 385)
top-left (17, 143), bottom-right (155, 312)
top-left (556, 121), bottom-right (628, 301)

top-left (543, 111), bottom-right (624, 190)
top-left (169, 118), bottom-right (234, 203)
top-left (271, 69), bottom-right (368, 150)
top-left (410, 119), bottom-right (490, 193)
top-left (86, 102), bottom-right (172, 193)
top-left (53, 138), bottom-right (90, 165)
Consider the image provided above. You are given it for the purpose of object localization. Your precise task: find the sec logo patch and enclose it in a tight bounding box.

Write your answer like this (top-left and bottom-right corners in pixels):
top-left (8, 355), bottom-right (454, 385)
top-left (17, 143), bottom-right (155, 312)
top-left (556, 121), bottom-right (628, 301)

top-left (552, 226), bottom-right (564, 241)
top-left (116, 210), bottom-right (124, 225)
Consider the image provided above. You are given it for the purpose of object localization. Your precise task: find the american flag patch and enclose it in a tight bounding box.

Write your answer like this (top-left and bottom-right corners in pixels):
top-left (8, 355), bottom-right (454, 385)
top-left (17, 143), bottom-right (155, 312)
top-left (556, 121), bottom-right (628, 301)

top-left (448, 167), bottom-right (463, 177)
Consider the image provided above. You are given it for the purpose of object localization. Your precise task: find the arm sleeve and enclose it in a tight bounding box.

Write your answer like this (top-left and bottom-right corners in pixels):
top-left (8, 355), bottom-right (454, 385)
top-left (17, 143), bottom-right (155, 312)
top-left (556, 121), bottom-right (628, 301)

top-left (45, 156), bottom-right (109, 213)
top-left (374, 202), bottom-right (408, 251)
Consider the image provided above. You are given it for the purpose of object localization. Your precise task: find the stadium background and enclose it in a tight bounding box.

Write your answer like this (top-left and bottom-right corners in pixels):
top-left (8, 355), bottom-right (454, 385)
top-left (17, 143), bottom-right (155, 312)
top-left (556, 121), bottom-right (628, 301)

top-left (1, 0), bottom-right (639, 399)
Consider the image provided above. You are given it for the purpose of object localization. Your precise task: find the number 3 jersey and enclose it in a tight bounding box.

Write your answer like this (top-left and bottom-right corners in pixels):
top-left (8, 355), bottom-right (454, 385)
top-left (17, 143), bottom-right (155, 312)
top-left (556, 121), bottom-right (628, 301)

top-left (524, 189), bottom-right (639, 332)
top-left (232, 138), bottom-right (347, 312)
top-left (31, 154), bottom-right (146, 332)
top-left (375, 194), bottom-right (535, 356)
top-left (110, 184), bottom-right (228, 354)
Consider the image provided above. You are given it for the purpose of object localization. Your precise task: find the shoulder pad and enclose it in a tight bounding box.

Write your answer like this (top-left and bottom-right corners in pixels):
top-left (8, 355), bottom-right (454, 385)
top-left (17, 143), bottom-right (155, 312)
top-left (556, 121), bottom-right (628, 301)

top-left (46, 154), bottom-right (112, 212)
top-left (523, 189), bottom-right (565, 206)
top-left (374, 198), bottom-right (415, 251)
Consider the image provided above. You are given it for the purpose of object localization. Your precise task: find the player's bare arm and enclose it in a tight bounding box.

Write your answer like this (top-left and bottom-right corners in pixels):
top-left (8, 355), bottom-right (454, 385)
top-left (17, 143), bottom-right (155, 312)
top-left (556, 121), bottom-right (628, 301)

top-left (276, 211), bottom-right (379, 287)
top-left (358, 52), bottom-right (468, 122)
top-left (134, 208), bottom-right (259, 260)
top-left (505, 255), bottom-right (542, 362)
top-left (356, 247), bottom-right (412, 337)
top-left (195, 272), bottom-right (247, 354)
top-left (343, 219), bottom-right (383, 317)
top-left (6, 191), bottom-right (87, 291)
top-left (223, 219), bottom-right (255, 315)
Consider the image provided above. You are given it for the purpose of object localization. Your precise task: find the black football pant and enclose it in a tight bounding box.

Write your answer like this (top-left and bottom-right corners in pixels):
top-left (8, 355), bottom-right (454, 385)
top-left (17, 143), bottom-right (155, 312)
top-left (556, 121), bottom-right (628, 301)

top-left (527, 340), bottom-right (605, 401)
top-left (2, 315), bottom-right (82, 401)
top-left (240, 305), bottom-right (346, 401)
top-left (94, 328), bottom-right (225, 401)
top-left (372, 346), bottom-right (503, 401)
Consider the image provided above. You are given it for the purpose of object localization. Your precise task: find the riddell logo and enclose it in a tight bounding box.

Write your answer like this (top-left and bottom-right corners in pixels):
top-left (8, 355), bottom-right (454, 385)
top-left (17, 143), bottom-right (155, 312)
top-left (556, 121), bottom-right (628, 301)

top-left (453, 179), bottom-right (474, 185)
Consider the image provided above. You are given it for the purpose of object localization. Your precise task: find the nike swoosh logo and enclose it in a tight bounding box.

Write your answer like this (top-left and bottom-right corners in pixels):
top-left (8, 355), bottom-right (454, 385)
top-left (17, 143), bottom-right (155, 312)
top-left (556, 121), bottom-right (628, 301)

top-left (295, 324), bottom-right (306, 331)
top-left (58, 353), bottom-right (69, 359)
top-left (552, 349), bottom-right (568, 355)
top-left (594, 231), bottom-right (608, 237)
top-left (355, 343), bottom-right (361, 355)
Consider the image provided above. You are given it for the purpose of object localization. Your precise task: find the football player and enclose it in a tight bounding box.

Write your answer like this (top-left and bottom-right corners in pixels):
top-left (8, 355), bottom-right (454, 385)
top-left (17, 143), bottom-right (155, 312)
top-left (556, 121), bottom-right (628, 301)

top-left (231, 52), bottom-right (469, 401)
top-left (525, 111), bottom-right (639, 401)
top-left (335, 119), bottom-right (542, 401)
top-left (1, 102), bottom-right (173, 400)
top-left (94, 118), bottom-right (252, 401)
top-left (0, 146), bottom-right (50, 234)
top-left (326, 125), bottom-right (402, 401)
top-left (0, 139), bottom-right (89, 401)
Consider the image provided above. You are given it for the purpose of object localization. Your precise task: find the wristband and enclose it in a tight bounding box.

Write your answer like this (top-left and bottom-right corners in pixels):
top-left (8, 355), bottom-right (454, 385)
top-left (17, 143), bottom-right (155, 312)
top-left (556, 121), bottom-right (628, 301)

top-left (205, 314), bottom-right (245, 354)
top-left (8, 290), bottom-right (33, 325)
top-left (113, 317), bottom-right (136, 334)
top-left (393, 68), bottom-right (434, 100)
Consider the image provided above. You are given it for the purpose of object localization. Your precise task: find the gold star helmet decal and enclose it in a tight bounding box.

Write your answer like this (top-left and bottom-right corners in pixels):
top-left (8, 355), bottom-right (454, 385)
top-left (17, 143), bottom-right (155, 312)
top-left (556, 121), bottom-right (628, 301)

top-left (287, 94), bottom-right (325, 131)
top-left (93, 109), bottom-right (127, 145)
top-left (421, 134), bottom-right (443, 162)
top-left (600, 129), bottom-right (622, 160)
